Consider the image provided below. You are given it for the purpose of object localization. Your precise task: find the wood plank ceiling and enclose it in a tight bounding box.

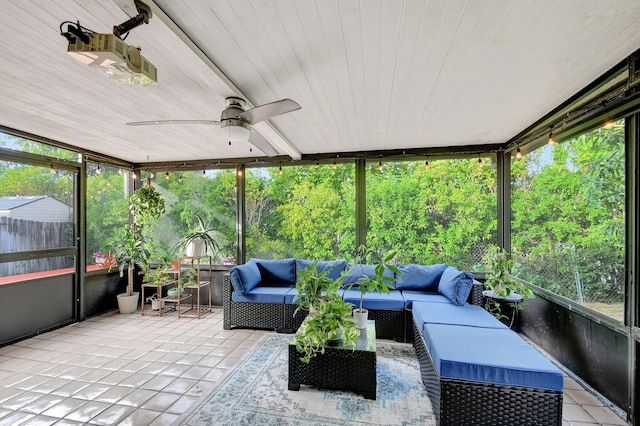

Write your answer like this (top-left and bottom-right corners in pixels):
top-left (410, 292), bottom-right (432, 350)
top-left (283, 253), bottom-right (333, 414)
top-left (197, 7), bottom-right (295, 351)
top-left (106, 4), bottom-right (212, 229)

top-left (1, 0), bottom-right (640, 164)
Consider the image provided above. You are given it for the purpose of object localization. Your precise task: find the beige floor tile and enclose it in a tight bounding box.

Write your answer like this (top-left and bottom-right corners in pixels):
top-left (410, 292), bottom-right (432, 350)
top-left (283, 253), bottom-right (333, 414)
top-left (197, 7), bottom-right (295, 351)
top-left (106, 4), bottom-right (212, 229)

top-left (119, 408), bottom-right (162, 425)
top-left (115, 388), bottom-right (157, 408)
top-left (40, 397), bottom-right (86, 418)
top-left (71, 383), bottom-right (111, 401)
top-left (0, 411), bottom-right (36, 425)
top-left (165, 395), bottom-right (200, 415)
top-left (567, 389), bottom-right (604, 407)
top-left (93, 386), bottom-right (134, 404)
top-left (1, 391), bottom-right (45, 411)
top-left (140, 392), bottom-right (181, 412)
top-left (49, 381), bottom-right (90, 398)
top-left (563, 403), bottom-right (598, 423)
top-left (20, 415), bottom-right (58, 425)
top-left (161, 378), bottom-right (198, 394)
top-left (19, 394), bottom-right (65, 414)
top-left (148, 411), bottom-right (181, 425)
top-left (583, 405), bottom-right (627, 425)
top-left (87, 404), bottom-right (135, 426)
top-left (64, 400), bottom-right (110, 422)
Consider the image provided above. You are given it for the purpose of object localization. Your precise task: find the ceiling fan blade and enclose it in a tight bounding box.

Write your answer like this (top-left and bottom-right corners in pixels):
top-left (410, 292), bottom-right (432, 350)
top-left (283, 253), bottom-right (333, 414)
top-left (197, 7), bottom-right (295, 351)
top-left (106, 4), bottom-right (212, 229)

top-left (249, 129), bottom-right (279, 156)
top-left (237, 98), bottom-right (301, 124)
top-left (126, 119), bottom-right (220, 126)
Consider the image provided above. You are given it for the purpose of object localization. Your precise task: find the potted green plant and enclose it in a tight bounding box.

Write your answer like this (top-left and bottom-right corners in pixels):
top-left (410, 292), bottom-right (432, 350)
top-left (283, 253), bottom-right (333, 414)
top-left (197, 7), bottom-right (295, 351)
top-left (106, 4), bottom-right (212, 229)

top-left (294, 296), bottom-right (359, 363)
top-left (482, 244), bottom-right (534, 321)
top-left (173, 214), bottom-right (221, 258)
top-left (293, 265), bottom-right (341, 314)
top-left (115, 182), bottom-right (165, 313)
top-left (348, 248), bottom-right (401, 329)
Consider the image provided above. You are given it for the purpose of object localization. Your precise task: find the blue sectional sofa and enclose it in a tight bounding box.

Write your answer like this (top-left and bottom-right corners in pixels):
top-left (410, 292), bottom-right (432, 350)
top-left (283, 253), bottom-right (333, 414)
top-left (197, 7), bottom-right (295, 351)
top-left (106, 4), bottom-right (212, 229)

top-left (224, 257), bottom-right (564, 424)
top-left (223, 258), bottom-right (482, 340)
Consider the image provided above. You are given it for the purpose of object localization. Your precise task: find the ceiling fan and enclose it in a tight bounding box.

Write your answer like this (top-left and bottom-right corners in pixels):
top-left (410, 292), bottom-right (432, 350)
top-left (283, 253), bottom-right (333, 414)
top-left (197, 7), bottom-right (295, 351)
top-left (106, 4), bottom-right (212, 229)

top-left (126, 97), bottom-right (301, 152)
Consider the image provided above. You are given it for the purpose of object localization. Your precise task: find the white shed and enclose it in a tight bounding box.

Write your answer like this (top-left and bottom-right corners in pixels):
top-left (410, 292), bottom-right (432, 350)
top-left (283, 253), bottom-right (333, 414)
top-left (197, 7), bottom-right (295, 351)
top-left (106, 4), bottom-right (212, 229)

top-left (0, 196), bottom-right (71, 222)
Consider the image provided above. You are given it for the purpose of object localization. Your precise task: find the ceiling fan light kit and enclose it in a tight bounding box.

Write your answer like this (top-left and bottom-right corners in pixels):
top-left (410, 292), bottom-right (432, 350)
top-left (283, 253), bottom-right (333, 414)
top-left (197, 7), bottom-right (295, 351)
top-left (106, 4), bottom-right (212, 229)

top-left (127, 96), bottom-right (301, 151)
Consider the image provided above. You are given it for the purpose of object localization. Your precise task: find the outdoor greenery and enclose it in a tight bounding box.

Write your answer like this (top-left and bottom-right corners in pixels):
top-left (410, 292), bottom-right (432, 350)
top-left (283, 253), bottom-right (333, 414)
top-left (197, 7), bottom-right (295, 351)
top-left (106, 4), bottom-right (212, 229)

top-left (0, 122), bottom-right (626, 321)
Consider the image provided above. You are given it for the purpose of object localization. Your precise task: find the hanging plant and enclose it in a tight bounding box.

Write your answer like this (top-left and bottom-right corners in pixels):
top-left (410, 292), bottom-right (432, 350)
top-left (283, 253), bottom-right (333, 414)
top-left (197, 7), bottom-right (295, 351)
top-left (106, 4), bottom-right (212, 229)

top-left (129, 184), bottom-right (165, 228)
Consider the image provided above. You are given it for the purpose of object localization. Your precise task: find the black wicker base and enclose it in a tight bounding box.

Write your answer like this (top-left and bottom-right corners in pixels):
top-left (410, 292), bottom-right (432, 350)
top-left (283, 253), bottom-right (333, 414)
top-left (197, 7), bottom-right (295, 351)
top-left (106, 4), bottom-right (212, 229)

top-left (288, 328), bottom-right (377, 399)
top-left (412, 319), bottom-right (562, 426)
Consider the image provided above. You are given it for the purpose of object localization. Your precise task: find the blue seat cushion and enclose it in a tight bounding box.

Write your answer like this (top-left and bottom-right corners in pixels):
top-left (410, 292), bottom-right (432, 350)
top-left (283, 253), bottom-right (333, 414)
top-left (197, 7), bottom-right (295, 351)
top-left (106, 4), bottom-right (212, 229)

top-left (342, 264), bottom-right (395, 287)
top-left (412, 301), bottom-right (507, 329)
top-left (229, 260), bottom-right (260, 294)
top-left (296, 259), bottom-right (347, 281)
top-left (251, 258), bottom-right (296, 286)
top-left (342, 289), bottom-right (404, 310)
top-left (395, 263), bottom-right (448, 291)
top-left (438, 266), bottom-right (474, 306)
top-left (422, 323), bottom-right (564, 391)
top-left (231, 286), bottom-right (290, 304)
top-left (401, 291), bottom-right (452, 308)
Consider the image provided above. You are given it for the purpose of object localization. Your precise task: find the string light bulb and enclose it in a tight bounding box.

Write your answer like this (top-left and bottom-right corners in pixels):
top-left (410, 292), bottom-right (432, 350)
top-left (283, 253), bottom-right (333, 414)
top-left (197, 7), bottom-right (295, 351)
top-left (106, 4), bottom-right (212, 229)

top-left (378, 161), bottom-right (384, 172)
top-left (237, 169), bottom-right (243, 177)
top-left (95, 164), bottom-right (101, 175)
top-left (178, 175), bottom-right (183, 183)
top-left (548, 126), bottom-right (556, 146)
top-left (49, 163), bottom-right (56, 174)
top-left (515, 146), bottom-right (522, 160)
top-left (201, 170), bottom-right (206, 179)
top-left (332, 159), bottom-right (337, 170)
top-left (425, 159), bottom-right (430, 170)
top-left (278, 164), bottom-right (284, 176)
top-left (478, 158), bottom-right (484, 168)
top-left (165, 171), bottom-right (170, 180)
top-left (132, 171), bottom-right (137, 180)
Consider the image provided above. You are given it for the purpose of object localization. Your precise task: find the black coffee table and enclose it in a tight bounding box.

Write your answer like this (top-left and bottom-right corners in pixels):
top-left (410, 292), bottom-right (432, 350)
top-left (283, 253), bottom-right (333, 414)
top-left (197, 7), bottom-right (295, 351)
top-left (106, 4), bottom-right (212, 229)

top-left (288, 320), bottom-right (377, 399)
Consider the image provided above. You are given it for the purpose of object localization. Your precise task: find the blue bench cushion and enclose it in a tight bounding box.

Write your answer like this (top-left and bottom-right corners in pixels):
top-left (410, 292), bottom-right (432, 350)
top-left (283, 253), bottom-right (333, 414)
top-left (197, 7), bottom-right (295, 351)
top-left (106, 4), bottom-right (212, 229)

top-left (296, 259), bottom-right (347, 281)
top-left (401, 291), bottom-right (452, 308)
top-left (422, 323), bottom-right (564, 391)
top-left (395, 263), bottom-right (448, 291)
top-left (412, 301), bottom-right (507, 329)
top-left (231, 286), bottom-right (290, 304)
top-left (438, 266), bottom-right (474, 306)
top-left (229, 260), bottom-right (260, 294)
top-left (251, 258), bottom-right (296, 286)
top-left (342, 289), bottom-right (404, 310)
top-left (342, 264), bottom-right (395, 287)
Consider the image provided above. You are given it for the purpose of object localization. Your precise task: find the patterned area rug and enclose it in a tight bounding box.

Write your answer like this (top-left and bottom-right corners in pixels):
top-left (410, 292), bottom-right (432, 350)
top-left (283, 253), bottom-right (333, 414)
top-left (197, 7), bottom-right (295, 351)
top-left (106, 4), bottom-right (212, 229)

top-left (178, 334), bottom-right (435, 425)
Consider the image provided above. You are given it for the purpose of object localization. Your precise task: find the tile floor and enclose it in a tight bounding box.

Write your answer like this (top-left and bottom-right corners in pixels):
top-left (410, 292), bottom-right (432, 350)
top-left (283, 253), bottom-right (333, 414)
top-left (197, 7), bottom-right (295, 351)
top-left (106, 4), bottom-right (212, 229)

top-left (0, 308), bottom-right (629, 425)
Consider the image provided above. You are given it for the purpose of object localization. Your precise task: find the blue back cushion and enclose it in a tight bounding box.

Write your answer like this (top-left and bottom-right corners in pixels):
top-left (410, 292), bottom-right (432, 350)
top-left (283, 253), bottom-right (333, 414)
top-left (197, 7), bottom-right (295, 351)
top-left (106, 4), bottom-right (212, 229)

top-left (342, 264), bottom-right (394, 287)
top-left (422, 323), bottom-right (564, 391)
top-left (395, 263), bottom-right (448, 291)
top-left (251, 258), bottom-right (296, 286)
top-left (342, 289), bottom-right (404, 310)
top-left (295, 259), bottom-right (347, 281)
top-left (438, 266), bottom-right (474, 306)
top-left (229, 260), bottom-right (261, 294)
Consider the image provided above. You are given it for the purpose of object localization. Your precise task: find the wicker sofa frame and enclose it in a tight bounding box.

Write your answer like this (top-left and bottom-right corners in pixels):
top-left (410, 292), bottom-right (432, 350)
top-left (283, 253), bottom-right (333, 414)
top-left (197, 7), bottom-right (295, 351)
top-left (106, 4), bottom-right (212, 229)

top-left (223, 273), bottom-right (483, 341)
top-left (411, 317), bottom-right (563, 425)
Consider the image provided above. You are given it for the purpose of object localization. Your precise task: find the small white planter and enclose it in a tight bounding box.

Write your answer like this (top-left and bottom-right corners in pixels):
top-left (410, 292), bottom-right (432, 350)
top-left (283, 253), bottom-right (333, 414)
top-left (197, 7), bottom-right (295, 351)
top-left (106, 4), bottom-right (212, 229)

top-left (353, 308), bottom-right (369, 329)
top-left (151, 299), bottom-right (165, 310)
top-left (186, 238), bottom-right (205, 257)
top-left (116, 292), bottom-right (139, 314)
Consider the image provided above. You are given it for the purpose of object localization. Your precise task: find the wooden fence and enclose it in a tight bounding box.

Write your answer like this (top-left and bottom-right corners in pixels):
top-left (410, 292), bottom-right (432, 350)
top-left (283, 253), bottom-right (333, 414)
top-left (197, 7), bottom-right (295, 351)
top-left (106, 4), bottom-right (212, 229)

top-left (0, 217), bottom-right (74, 276)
